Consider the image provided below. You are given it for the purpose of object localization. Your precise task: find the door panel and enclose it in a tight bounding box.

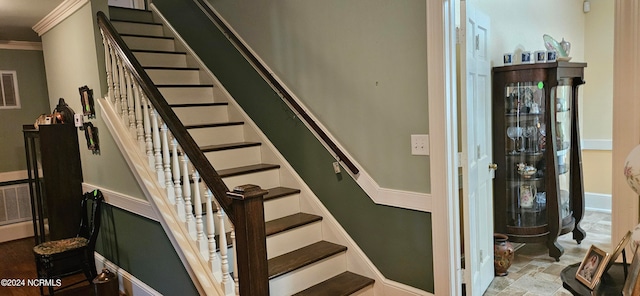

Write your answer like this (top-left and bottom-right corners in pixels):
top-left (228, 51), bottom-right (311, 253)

top-left (461, 2), bottom-right (493, 295)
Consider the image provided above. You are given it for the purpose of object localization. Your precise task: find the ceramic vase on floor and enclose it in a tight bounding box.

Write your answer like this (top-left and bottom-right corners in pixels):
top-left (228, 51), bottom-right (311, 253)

top-left (494, 233), bottom-right (514, 276)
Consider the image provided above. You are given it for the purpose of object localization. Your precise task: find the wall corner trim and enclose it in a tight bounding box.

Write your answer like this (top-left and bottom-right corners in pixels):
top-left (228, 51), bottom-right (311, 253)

top-left (32, 0), bottom-right (90, 36)
top-left (82, 183), bottom-right (158, 222)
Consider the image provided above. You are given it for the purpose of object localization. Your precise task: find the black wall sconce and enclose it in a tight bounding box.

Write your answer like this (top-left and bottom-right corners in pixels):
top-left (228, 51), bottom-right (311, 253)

top-left (79, 85), bottom-right (95, 119)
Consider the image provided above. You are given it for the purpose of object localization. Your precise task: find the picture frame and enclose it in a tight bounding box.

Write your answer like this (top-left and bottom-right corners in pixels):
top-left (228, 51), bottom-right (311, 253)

top-left (604, 231), bottom-right (632, 274)
top-left (623, 245), bottom-right (640, 296)
top-left (79, 85), bottom-right (95, 119)
top-left (576, 245), bottom-right (610, 289)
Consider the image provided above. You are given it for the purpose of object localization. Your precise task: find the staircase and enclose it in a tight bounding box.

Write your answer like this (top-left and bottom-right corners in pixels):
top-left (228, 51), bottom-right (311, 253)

top-left (104, 6), bottom-right (374, 295)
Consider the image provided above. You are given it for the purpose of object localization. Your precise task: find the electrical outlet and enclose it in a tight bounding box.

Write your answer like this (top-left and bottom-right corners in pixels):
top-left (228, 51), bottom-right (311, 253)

top-left (333, 161), bottom-right (341, 174)
top-left (411, 134), bottom-right (429, 155)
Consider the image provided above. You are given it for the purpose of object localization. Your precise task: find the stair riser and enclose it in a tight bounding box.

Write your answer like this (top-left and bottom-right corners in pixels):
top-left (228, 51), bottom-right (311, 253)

top-left (133, 52), bottom-right (187, 68)
top-left (147, 69), bottom-right (200, 85)
top-left (173, 105), bottom-right (229, 126)
top-left (113, 21), bottom-right (164, 37)
top-left (160, 87), bottom-right (216, 105)
top-left (351, 286), bottom-right (375, 296)
top-left (264, 194), bottom-right (300, 222)
top-left (109, 8), bottom-right (154, 23)
top-left (189, 125), bottom-right (244, 147)
top-left (270, 254), bottom-right (347, 295)
top-left (266, 222), bottom-right (322, 259)
top-left (205, 146), bottom-right (261, 171)
top-left (222, 169), bottom-right (280, 190)
top-left (123, 36), bottom-right (175, 51)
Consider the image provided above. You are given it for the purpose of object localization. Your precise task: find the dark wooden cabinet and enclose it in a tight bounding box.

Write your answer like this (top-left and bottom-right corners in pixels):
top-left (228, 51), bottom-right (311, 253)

top-left (23, 124), bottom-right (83, 244)
top-left (492, 62), bottom-right (586, 261)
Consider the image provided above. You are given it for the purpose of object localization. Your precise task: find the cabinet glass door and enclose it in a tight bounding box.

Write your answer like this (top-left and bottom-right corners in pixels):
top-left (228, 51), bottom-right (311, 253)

top-left (504, 82), bottom-right (547, 227)
top-left (555, 79), bottom-right (572, 220)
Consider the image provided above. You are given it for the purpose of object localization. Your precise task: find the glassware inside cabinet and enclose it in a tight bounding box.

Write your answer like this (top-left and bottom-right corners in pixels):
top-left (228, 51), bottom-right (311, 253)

top-left (555, 78), bottom-right (573, 219)
top-left (504, 81), bottom-right (547, 227)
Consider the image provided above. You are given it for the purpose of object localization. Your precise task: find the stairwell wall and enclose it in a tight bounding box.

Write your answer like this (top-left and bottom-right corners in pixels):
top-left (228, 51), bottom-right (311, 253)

top-left (152, 0), bottom-right (434, 292)
top-left (38, 1), bottom-right (197, 294)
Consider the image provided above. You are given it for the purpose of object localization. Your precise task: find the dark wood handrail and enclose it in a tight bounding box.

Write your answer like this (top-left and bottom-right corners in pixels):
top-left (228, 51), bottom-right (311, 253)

top-left (96, 11), bottom-right (235, 221)
top-left (192, 0), bottom-right (359, 175)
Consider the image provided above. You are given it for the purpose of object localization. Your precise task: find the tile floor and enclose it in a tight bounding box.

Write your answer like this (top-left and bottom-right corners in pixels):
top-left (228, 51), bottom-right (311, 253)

top-left (483, 211), bottom-right (612, 296)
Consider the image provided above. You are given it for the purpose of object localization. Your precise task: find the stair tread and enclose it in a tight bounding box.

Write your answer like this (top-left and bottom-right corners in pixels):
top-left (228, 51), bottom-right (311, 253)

top-left (170, 102), bottom-right (228, 108)
top-left (293, 271), bottom-right (375, 296)
top-left (218, 163), bottom-right (280, 178)
top-left (132, 49), bottom-right (186, 55)
top-left (268, 241), bottom-right (347, 279)
top-left (144, 66), bottom-right (200, 71)
top-left (184, 121), bottom-right (244, 129)
top-left (200, 142), bottom-right (261, 153)
top-left (110, 19), bottom-right (162, 26)
top-left (157, 84), bottom-right (214, 88)
top-left (265, 213), bottom-right (322, 236)
top-left (264, 187), bottom-right (301, 201)
top-left (120, 33), bottom-right (174, 40)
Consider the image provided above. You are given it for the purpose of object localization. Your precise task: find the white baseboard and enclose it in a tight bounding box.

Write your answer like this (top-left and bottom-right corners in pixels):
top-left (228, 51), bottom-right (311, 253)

top-left (94, 253), bottom-right (161, 296)
top-left (585, 192), bottom-right (611, 213)
top-left (0, 221), bottom-right (34, 243)
top-left (581, 139), bottom-right (612, 151)
top-left (0, 170), bottom-right (29, 182)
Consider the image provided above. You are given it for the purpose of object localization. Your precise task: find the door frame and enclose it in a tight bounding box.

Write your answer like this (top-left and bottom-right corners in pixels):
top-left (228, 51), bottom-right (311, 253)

top-left (427, 0), bottom-right (461, 295)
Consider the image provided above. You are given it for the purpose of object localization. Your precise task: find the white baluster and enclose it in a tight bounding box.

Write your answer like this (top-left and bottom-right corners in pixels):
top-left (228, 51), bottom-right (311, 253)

top-left (113, 57), bottom-right (122, 114)
top-left (231, 228), bottom-right (239, 295)
top-left (142, 94), bottom-right (154, 166)
top-left (101, 33), bottom-right (113, 100)
top-left (123, 70), bottom-right (132, 130)
top-left (205, 189), bottom-right (219, 266)
top-left (151, 108), bottom-right (164, 185)
top-left (172, 140), bottom-right (184, 218)
top-left (182, 155), bottom-right (195, 235)
top-left (118, 61), bottom-right (127, 120)
top-left (192, 171), bottom-right (205, 247)
top-left (125, 71), bottom-right (136, 135)
top-left (133, 82), bottom-right (144, 148)
top-left (162, 124), bottom-right (175, 204)
top-left (218, 209), bottom-right (233, 293)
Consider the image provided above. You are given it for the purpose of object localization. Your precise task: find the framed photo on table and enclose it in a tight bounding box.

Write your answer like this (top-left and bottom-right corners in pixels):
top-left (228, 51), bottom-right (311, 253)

top-left (576, 245), bottom-right (610, 289)
top-left (605, 231), bottom-right (632, 274)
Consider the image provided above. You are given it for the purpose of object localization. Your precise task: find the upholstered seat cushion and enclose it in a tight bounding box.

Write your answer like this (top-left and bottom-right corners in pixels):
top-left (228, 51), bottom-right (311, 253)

top-left (33, 237), bottom-right (88, 256)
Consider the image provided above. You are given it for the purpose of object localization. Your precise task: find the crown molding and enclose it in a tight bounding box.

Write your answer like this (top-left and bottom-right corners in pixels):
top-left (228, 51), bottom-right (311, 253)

top-left (32, 0), bottom-right (89, 36)
top-left (0, 41), bottom-right (42, 51)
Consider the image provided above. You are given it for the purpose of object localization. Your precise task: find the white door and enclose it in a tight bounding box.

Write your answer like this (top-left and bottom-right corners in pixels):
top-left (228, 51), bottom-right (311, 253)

top-left (460, 2), bottom-right (493, 295)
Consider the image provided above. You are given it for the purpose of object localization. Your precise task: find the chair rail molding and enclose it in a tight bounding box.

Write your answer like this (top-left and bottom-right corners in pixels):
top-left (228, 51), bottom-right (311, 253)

top-left (82, 183), bottom-right (158, 222)
top-left (0, 41), bottom-right (42, 51)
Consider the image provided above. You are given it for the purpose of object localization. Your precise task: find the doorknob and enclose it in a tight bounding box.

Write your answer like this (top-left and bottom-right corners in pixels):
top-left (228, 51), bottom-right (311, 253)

top-left (489, 163), bottom-right (498, 170)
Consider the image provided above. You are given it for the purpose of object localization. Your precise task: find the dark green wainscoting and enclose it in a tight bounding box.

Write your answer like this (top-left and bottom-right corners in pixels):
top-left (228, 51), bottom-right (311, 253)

top-left (95, 204), bottom-right (198, 296)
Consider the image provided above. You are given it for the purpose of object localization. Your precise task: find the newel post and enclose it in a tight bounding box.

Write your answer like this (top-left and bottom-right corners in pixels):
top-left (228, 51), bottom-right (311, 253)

top-left (227, 184), bottom-right (269, 295)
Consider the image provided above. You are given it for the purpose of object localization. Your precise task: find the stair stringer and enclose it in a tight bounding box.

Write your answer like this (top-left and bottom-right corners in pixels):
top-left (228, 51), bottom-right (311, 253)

top-left (151, 6), bottom-right (429, 296)
top-left (98, 96), bottom-right (225, 296)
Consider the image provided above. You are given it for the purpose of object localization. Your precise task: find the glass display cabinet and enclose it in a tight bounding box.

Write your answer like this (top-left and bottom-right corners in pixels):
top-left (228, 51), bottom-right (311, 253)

top-left (492, 62), bottom-right (586, 261)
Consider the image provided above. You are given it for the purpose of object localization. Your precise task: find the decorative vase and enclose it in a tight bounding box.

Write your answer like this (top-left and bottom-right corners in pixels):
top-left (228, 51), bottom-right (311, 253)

top-left (494, 233), bottom-right (514, 276)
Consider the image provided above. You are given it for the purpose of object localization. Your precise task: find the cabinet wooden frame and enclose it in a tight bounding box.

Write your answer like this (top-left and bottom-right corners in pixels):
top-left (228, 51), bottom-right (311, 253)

top-left (492, 62), bottom-right (587, 261)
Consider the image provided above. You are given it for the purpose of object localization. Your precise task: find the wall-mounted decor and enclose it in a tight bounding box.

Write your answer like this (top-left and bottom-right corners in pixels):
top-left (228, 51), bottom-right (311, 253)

top-left (79, 85), bottom-right (95, 119)
top-left (83, 122), bottom-right (99, 154)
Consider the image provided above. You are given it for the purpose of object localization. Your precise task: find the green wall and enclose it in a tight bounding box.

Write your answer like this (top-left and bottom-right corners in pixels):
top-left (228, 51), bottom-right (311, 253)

top-left (208, 0), bottom-right (431, 194)
top-left (152, 0), bottom-right (433, 291)
top-left (0, 49), bottom-right (50, 173)
top-left (40, 1), bottom-right (144, 199)
top-left (38, 2), bottom-right (192, 294)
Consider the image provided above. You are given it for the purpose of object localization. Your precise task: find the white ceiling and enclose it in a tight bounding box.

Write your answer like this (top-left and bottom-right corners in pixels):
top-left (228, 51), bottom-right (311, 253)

top-left (0, 0), bottom-right (65, 42)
